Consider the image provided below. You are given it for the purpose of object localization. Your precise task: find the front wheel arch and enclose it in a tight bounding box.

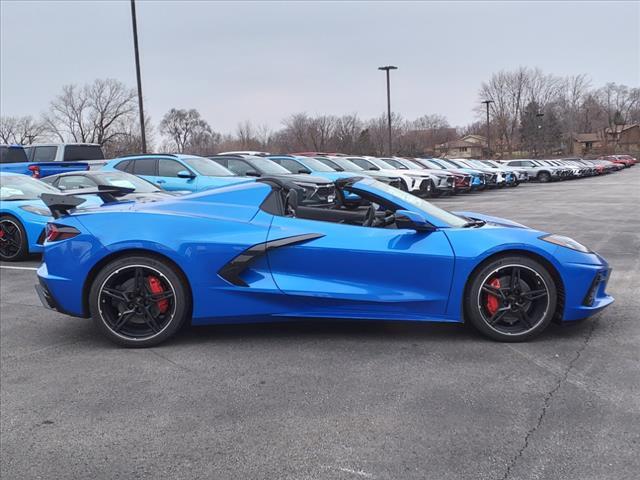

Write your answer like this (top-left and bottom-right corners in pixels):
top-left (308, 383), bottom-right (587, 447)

top-left (82, 249), bottom-right (193, 319)
top-left (462, 249), bottom-right (565, 324)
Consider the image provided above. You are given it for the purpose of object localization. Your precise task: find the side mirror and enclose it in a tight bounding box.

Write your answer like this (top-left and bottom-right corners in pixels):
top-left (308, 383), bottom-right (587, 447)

top-left (298, 169), bottom-right (310, 174)
top-left (245, 170), bottom-right (261, 177)
top-left (395, 209), bottom-right (432, 231)
top-left (177, 170), bottom-right (195, 179)
top-left (369, 167), bottom-right (380, 171)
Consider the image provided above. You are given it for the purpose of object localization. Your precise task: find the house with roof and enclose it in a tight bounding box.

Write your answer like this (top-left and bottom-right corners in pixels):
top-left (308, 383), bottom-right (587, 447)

top-left (571, 132), bottom-right (604, 155)
top-left (435, 134), bottom-right (487, 158)
top-left (604, 124), bottom-right (640, 152)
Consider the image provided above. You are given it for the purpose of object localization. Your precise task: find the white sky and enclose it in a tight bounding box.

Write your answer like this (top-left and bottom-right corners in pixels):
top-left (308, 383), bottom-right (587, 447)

top-left (1, 0), bottom-right (639, 132)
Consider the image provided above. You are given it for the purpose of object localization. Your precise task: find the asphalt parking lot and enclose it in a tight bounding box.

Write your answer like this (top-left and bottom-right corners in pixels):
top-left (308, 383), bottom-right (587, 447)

top-left (1, 169), bottom-right (639, 480)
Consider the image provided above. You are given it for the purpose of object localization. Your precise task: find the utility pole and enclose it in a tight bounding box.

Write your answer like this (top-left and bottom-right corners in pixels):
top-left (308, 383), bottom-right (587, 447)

top-left (130, 0), bottom-right (147, 153)
top-left (481, 100), bottom-right (494, 158)
top-left (378, 66), bottom-right (398, 156)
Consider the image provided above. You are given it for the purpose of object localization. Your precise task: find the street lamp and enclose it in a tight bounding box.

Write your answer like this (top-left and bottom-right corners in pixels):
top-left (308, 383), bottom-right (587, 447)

top-left (378, 66), bottom-right (398, 156)
top-left (481, 100), bottom-right (494, 158)
top-left (130, 0), bottom-right (147, 153)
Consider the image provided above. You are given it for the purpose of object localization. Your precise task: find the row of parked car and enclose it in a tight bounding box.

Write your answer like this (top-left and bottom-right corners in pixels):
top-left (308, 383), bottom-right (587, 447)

top-left (0, 143), bottom-right (636, 261)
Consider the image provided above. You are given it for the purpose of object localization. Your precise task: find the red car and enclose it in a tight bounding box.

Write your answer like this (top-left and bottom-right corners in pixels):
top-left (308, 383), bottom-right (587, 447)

top-left (598, 155), bottom-right (635, 168)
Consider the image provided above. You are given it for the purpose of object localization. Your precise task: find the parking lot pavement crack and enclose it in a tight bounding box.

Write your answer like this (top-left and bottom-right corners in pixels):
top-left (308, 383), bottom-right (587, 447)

top-left (148, 348), bottom-right (205, 377)
top-left (499, 320), bottom-right (597, 480)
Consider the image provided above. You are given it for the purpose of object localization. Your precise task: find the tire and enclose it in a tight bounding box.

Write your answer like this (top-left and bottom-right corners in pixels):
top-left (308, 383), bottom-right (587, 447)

top-left (89, 255), bottom-right (190, 347)
top-left (0, 215), bottom-right (28, 261)
top-left (537, 171), bottom-right (551, 183)
top-left (464, 256), bottom-right (557, 342)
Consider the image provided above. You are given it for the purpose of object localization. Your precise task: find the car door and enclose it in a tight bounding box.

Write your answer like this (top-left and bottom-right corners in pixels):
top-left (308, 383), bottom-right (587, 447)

top-left (157, 159), bottom-right (198, 191)
top-left (266, 215), bottom-right (455, 320)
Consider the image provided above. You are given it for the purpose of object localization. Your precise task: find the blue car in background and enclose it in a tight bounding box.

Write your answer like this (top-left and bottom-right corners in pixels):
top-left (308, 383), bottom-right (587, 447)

top-left (1, 172), bottom-right (58, 260)
top-left (102, 154), bottom-right (253, 192)
top-left (36, 176), bottom-right (612, 347)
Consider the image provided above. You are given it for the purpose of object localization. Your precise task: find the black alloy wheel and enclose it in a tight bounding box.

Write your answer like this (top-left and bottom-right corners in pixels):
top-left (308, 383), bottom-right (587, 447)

top-left (0, 216), bottom-right (28, 261)
top-left (89, 256), bottom-right (190, 347)
top-left (465, 256), bottom-right (557, 341)
top-left (537, 171), bottom-right (551, 183)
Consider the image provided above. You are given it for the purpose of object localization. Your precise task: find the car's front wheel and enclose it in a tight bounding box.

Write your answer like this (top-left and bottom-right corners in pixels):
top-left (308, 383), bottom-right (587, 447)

top-left (464, 256), bottom-right (557, 342)
top-left (0, 215), bottom-right (28, 261)
top-left (89, 255), bottom-right (190, 347)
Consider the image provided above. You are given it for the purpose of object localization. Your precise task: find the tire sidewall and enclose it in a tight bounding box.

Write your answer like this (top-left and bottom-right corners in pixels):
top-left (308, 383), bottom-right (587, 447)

top-left (538, 172), bottom-right (551, 183)
top-left (0, 215), bottom-right (28, 261)
top-left (464, 255), bottom-right (557, 342)
top-left (89, 255), bottom-right (190, 347)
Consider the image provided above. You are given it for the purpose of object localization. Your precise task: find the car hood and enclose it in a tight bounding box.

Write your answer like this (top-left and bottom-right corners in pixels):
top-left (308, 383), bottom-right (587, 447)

top-left (453, 211), bottom-right (528, 229)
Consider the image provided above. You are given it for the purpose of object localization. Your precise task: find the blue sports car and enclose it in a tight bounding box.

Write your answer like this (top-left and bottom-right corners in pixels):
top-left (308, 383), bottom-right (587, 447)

top-left (35, 176), bottom-right (613, 347)
top-left (1, 172), bottom-right (58, 260)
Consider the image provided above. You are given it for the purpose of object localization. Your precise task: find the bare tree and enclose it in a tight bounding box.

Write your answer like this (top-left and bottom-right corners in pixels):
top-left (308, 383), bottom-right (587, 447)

top-left (44, 79), bottom-right (138, 147)
top-left (0, 116), bottom-right (46, 144)
top-left (159, 108), bottom-right (216, 153)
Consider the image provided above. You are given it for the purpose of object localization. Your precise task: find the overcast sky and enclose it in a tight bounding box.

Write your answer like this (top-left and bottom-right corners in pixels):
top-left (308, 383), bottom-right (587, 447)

top-left (1, 1), bottom-right (639, 133)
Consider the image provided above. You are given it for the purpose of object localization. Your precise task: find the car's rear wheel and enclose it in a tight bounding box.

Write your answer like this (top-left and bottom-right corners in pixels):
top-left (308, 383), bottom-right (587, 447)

top-left (465, 256), bottom-right (557, 342)
top-left (89, 255), bottom-right (190, 347)
top-left (0, 215), bottom-right (28, 261)
top-left (537, 171), bottom-right (551, 183)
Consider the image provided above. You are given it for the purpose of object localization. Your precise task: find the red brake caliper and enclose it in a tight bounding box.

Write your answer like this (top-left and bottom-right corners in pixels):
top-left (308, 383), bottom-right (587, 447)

top-left (486, 278), bottom-right (501, 315)
top-left (147, 276), bottom-right (169, 314)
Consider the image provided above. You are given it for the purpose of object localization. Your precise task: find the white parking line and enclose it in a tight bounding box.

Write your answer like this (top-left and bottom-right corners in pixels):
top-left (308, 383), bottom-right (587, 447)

top-left (0, 265), bottom-right (38, 271)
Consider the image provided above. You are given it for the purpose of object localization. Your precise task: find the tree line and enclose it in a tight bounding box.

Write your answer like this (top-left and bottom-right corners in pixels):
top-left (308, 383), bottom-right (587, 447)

top-left (1, 68), bottom-right (638, 158)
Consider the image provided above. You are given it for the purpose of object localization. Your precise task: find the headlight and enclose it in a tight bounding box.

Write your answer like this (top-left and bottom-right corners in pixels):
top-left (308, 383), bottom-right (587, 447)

top-left (541, 234), bottom-right (590, 253)
top-left (19, 205), bottom-right (51, 216)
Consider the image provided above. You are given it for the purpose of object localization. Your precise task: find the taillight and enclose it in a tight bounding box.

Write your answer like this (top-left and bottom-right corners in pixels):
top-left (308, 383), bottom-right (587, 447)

top-left (46, 223), bottom-right (80, 242)
top-left (28, 165), bottom-right (41, 178)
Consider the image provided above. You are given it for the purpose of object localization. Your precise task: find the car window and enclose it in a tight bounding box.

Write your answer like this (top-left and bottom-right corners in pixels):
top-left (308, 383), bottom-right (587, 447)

top-left (223, 159), bottom-right (255, 176)
top-left (132, 158), bottom-right (157, 176)
top-left (57, 175), bottom-right (98, 190)
top-left (63, 145), bottom-right (104, 161)
top-left (158, 159), bottom-right (188, 177)
top-left (113, 159), bottom-right (130, 172)
top-left (33, 146), bottom-right (57, 162)
top-left (0, 146), bottom-right (29, 163)
top-left (94, 172), bottom-right (159, 192)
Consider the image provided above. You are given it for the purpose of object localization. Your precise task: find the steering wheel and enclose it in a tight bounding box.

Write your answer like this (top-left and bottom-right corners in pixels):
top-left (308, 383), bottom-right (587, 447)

top-left (362, 205), bottom-right (376, 227)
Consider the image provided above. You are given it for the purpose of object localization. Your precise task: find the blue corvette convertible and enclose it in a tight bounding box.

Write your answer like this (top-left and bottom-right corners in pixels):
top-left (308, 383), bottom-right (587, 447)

top-left (35, 176), bottom-right (613, 347)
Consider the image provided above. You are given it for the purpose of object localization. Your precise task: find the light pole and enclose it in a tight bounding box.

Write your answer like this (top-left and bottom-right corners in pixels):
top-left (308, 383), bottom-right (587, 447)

top-left (130, 0), bottom-right (147, 153)
top-left (537, 112), bottom-right (544, 156)
top-left (378, 66), bottom-right (397, 156)
top-left (481, 100), bottom-right (493, 158)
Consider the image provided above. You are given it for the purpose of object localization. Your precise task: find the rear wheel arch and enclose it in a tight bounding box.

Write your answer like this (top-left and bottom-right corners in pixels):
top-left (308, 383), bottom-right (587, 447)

top-left (82, 248), bottom-right (193, 318)
top-left (462, 249), bottom-right (565, 324)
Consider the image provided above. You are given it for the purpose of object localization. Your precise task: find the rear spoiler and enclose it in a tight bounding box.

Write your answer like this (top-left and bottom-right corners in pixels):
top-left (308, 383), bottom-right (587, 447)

top-left (40, 185), bottom-right (135, 219)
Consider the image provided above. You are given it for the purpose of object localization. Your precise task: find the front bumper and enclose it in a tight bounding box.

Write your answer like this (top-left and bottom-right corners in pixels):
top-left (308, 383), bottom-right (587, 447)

top-left (556, 250), bottom-right (614, 321)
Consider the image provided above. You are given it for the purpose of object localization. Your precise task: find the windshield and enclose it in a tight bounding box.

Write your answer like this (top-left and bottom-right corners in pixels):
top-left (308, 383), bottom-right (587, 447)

top-left (93, 172), bottom-right (160, 193)
top-left (441, 159), bottom-right (464, 168)
top-left (384, 159), bottom-right (408, 169)
top-left (251, 158), bottom-right (292, 175)
top-left (351, 179), bottom-right (467, 228)
top-left (420, 159), bottom-right (444, 169)
top-left (370, 158), bottom-right (397, 169)
top-left (333, 158), bottom-right (365, 171)
top-left (183, 157), bottom-right (234, 176)
top-left (1, 174), bottom-right (59, 200)
top-left (297, 157), bottom-right (336, 172)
